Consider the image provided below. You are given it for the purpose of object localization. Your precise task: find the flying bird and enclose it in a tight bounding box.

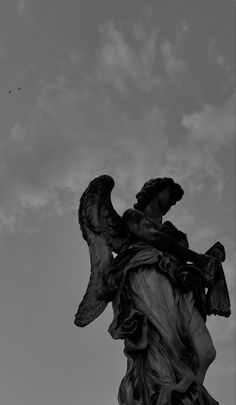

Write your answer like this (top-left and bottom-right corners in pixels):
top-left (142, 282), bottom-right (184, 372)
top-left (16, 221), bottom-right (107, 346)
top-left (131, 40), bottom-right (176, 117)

top-left (8, 87), bottom-right (22, 94)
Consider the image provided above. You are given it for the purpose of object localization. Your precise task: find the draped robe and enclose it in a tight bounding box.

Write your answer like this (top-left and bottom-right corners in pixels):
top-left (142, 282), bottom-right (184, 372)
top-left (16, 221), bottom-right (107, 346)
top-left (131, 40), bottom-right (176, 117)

top-left (106, 221), bottom-right (223, 405)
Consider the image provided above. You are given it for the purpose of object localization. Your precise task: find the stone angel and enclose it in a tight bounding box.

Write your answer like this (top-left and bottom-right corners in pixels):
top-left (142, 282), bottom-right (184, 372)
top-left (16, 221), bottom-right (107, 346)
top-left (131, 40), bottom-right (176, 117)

top-left (74, 175), bottom-right (230, 405)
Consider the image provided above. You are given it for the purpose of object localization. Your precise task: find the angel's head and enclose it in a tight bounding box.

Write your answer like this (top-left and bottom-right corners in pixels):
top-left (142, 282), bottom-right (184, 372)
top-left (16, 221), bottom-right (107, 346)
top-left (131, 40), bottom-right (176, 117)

top-left (133, 178), bottom-right (183, 216)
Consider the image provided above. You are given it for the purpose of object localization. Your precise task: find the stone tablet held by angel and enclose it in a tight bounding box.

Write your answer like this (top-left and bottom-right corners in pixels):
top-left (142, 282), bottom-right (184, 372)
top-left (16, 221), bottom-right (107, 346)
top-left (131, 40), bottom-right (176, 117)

top-left (74, 174), bottom-right (231, 405)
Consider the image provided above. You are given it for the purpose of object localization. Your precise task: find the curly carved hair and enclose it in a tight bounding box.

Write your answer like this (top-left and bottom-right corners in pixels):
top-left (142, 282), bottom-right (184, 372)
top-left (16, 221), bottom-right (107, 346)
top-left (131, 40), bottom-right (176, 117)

top-left (133, 177), bottom-right (184, 212)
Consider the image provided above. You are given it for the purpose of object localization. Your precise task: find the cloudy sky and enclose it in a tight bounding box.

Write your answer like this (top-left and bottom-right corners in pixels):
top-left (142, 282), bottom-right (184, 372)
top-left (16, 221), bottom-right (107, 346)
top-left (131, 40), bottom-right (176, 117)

top-left (0, 1), bottom-right (235, 404)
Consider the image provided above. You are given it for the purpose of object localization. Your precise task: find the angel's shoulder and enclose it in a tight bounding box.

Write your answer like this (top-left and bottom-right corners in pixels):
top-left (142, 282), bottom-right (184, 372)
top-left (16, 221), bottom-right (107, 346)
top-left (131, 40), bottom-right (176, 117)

top-left (121, 209), bottom-right (148, 235)
top-left (122, 208), bottom-right (144, 222)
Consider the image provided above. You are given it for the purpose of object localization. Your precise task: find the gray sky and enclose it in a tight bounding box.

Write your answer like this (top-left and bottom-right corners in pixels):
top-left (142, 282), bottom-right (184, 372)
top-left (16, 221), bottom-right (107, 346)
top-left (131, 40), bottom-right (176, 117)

top-left (0, 1), bottom-right (235, 404)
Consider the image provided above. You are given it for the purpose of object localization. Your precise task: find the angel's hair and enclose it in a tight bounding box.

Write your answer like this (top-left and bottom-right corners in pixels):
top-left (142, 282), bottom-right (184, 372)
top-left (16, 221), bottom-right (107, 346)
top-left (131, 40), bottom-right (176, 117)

top-left (133, 177), bottom-right (184, 212)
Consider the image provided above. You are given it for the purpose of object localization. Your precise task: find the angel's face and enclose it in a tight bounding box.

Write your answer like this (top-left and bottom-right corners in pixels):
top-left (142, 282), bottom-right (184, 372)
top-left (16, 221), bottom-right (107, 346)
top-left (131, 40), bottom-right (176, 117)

top-left (152, 187), bottom-right (178, 215)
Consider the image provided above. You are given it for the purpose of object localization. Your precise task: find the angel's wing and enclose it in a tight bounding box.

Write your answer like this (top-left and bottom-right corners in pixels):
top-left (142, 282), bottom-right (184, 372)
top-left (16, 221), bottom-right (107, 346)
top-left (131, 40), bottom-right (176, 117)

top-left (74, 175), bottom-right (129, 327)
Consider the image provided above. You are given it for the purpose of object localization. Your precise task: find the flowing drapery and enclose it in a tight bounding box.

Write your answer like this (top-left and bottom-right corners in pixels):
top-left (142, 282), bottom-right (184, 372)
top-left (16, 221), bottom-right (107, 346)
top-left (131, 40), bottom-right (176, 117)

top-left (108, 243), bottom-right (219, 405)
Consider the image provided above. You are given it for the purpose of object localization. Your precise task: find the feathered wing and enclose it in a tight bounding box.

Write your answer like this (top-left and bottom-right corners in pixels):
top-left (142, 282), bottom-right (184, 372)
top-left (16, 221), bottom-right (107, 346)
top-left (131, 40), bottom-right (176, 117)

top-left (74, 175), bottom-right (129, 327)
top-left (74, 232), bottom-right (114, 327)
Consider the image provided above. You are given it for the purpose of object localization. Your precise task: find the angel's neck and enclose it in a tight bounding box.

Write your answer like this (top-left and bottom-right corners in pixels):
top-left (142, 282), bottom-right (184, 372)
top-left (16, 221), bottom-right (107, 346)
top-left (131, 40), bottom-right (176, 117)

top-left (144, 208), bottom-right (163, 225)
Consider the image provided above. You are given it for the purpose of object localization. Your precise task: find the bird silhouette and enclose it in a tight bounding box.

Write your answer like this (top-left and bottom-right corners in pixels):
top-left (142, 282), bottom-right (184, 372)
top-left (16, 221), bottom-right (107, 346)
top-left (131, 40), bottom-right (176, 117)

top-left (8, 87), bottom-right (22, 94)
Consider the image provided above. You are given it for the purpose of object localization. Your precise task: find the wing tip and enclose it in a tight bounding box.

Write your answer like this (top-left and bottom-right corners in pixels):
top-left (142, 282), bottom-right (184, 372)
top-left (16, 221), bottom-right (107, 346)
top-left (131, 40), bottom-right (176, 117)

top-left (74, 315), bottom-right (87, 328)
top-left (87, 174), bottom-right (115, 193)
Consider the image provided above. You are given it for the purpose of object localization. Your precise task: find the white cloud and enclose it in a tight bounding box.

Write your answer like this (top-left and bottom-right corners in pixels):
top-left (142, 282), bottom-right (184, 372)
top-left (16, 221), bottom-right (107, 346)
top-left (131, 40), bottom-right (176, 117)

top-left (216, 53), bottom-right (235, 92)
top-left (182, 93), bottom-right (235, 145)
top-left (99, 22), bottom-right (137, 90)
top-left (159, 92), bottom-right (235, 198)
top-left (216, 54), bottom-right (229, 70)
top-left (178, 20), bottom-right (189, 37)
top-left (160, 40), bottom-right (187, 82)
top-left (160, 20), bottom-right (188, 83)
top-left (16, 0), bottom-right (32, 19)
top-left (10, 124), bottom-right (28, 144)
top-left (68, 47), bottom-right (82, 67)
top-left (94, 19), bottom-right (188, 91)
top-left (207, 39), bottom-right (235, 93)
top-left (0, 212), bottom-right (16, 233)
top-left (96, 22), bottom-right (161, 93)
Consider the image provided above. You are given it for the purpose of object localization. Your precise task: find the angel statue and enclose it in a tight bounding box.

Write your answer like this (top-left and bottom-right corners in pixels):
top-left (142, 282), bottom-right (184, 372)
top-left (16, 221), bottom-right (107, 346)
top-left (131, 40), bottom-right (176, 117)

top-left (74, 175), bottom-right (231, 405)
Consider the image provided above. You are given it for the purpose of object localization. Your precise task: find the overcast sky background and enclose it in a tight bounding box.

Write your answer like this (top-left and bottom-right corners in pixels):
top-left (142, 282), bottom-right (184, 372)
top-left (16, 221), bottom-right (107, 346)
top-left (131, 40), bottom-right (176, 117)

top-left (0, 1), bottom-right (235, 404)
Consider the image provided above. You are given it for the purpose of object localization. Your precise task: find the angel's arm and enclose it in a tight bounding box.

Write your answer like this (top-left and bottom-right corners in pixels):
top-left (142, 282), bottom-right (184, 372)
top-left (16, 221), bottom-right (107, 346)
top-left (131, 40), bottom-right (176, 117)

top-left (122, 209), bottom-right (207, 267)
